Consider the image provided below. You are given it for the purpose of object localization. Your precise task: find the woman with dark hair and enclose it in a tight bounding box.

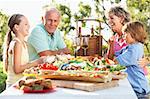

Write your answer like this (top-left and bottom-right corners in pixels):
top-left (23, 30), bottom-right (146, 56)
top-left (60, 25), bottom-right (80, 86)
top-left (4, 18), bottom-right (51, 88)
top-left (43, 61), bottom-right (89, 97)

top-left (3, 14), bottom-right (44, 88)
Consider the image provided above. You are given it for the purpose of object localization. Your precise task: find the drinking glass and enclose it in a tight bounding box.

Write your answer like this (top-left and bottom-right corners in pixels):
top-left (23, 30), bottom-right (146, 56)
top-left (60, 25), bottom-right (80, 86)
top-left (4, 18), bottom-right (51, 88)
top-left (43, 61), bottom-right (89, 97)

top-left (73, 37), bottom-right (81, 57)
top-left (81, 37), bottom-right (89, 56)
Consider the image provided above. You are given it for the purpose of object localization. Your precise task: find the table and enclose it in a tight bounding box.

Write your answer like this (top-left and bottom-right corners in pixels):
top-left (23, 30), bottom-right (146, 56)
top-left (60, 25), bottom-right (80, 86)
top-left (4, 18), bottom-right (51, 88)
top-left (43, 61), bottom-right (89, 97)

top-left (0, 78), bottom-right (137, 99)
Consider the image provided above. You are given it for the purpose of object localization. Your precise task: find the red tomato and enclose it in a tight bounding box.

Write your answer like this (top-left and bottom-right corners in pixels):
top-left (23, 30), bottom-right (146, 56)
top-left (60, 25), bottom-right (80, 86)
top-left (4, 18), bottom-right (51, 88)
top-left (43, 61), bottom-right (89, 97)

top-left (105, 58), bottom-right (110, 64)
top-left (93, 74), bottom-right (103, 78)
top-left (38, 63), bottom-right (58, 70)
top-left (94, 67), bottom-right (101, 71)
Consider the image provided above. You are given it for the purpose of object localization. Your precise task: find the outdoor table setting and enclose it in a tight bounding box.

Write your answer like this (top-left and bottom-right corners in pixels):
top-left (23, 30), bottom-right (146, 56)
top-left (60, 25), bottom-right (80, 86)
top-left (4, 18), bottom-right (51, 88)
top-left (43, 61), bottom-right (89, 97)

top-left (0, 55), bottom-right (138, 99)
top-left (0, 1), bottom-right (149, 99)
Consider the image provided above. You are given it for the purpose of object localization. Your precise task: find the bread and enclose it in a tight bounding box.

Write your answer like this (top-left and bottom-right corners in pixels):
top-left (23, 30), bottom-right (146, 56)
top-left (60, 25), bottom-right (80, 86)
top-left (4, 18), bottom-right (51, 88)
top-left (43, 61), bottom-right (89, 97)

top-left (18, 78), bottom-right (53, 90)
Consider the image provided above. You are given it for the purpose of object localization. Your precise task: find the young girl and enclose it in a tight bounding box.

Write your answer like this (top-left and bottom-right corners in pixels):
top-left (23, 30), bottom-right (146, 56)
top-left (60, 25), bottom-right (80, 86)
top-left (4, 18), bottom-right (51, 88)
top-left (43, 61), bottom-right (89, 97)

top-left (114, 21), bottom-right (150, 98)
top-left (3, 14), bottom-right (44, 88)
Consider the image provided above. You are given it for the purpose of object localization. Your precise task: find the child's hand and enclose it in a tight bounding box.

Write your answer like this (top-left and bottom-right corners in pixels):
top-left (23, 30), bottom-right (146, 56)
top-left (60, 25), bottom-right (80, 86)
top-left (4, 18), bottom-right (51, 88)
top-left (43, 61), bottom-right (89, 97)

top-left (37, 56), bottom-right (46, 64)
top-left (113, 57), bottom-right (119, 65)
top-left (33, 56), bottom-right (46, 66)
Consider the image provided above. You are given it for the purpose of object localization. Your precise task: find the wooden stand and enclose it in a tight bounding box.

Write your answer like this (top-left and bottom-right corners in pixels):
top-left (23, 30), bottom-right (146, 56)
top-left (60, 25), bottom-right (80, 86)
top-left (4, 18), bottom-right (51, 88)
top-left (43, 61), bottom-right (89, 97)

top-left (77, 35), bottom-right (102, 56)
top-left (76, 19), bottom-right (102, 56)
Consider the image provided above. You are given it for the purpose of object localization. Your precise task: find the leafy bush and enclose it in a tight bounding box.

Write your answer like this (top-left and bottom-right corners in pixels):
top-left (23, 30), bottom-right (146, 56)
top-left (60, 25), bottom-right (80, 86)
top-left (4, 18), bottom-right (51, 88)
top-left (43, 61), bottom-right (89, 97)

top-left (0, 62), bottom-right (7, 93)
top-left (0, 12), bottom-right (9, 57)
top-left (64, 36), bottom-right (74, 55)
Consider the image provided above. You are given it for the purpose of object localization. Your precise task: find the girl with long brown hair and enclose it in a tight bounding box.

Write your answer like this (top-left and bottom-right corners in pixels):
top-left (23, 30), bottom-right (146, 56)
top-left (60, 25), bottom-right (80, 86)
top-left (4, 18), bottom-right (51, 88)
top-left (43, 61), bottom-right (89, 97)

top-left (3, 14), bottom-right (44, 88)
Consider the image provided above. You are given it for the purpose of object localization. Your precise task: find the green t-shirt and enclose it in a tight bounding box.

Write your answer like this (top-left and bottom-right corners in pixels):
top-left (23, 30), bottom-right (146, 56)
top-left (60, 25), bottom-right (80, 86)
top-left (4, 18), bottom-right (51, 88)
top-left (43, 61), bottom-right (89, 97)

top-left (27, 24), bottom-right (66, 61)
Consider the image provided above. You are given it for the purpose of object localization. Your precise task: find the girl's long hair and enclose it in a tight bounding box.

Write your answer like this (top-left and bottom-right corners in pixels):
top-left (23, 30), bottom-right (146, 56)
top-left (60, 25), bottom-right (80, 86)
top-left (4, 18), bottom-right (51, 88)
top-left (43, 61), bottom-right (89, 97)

top-left (3, 14), bottom-right (24, 72)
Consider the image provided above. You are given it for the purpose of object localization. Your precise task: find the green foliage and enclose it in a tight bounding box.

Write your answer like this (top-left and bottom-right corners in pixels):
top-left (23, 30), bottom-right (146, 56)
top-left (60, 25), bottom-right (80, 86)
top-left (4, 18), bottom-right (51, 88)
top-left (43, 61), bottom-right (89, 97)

top-left (74, 2), bottom-right (91, 19)
top-left (55, 4), bottom-right (75, 54)
top-left (63, 36), bottom-right (74, 55)
top-left (144, 41), bottom-right (150, 55)
top-left (0, 61), bottom-right (7, 93)
top-left (127, 0), bottom-right (150, 39)
top-left (127, 0), bottom-right (150, 53)
top-left (115, 0), bottom-right (121, 3)
top-left (93, 0), bottom-right (112, 32)
top-left (73, 2), bottom-right (91, 27)
top-left (74, 2), bottom-right (91, 20)
top-left (106, 65), bottom-right (126, 72)
top-left (52, 2), bottom-right (92, 52)
top-left (94, 0), bottom-right (150, 53)
top-left (0, 11), bottom-right (9, 60)
top-left (56, 4), bottom-right (74, 35)
top-left (93, 0), bottom-right (104, 18)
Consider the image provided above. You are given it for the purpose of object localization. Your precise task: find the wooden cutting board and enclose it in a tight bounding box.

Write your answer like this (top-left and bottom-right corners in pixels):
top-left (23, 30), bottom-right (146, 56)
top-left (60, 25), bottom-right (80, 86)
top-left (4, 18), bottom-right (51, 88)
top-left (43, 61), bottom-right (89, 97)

top-left (51, 80), bottom-right (119, 92)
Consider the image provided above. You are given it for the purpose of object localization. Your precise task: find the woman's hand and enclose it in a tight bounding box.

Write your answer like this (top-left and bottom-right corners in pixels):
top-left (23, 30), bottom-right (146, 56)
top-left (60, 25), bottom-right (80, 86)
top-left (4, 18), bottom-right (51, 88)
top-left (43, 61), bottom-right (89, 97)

top-left (107, 36), bottom-right (115, 60)
top-left (138, 57), bottom-right (150, 67)
top-left (108, 36), bottom-right (115, 44)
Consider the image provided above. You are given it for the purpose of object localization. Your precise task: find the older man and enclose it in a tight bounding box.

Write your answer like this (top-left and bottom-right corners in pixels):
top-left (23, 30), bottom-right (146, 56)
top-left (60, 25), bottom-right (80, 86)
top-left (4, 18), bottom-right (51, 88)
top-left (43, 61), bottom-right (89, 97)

top-left (28, 8), bottom-right (70, 61)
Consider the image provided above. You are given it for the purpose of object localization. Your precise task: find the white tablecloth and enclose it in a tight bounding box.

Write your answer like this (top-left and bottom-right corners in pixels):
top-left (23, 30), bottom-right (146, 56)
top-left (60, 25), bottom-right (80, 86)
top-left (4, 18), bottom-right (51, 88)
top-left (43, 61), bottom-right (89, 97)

top-left (0, 78), bottom-right (137, 99)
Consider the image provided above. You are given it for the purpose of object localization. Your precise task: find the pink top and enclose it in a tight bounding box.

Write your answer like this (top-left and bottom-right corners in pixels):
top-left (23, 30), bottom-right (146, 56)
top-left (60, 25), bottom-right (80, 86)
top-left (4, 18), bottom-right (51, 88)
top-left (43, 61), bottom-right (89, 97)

top-left (113, 34), bottom-right (127, 52)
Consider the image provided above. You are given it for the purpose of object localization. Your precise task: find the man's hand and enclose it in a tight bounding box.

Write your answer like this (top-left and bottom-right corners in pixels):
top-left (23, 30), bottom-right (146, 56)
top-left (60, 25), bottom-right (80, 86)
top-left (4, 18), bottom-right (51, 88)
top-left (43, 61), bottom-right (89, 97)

top-left (39, 48), bottom-right (71, 57)
top-left (58, 47), bottom-right (71, 54)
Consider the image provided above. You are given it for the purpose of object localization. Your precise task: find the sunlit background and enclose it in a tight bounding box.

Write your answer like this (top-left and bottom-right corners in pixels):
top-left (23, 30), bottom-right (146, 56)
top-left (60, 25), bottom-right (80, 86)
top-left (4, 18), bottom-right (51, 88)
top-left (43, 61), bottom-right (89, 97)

top-left (0, 0), bottom-right (126, 40)
top-left (0, 0), bottom-right (149, 94)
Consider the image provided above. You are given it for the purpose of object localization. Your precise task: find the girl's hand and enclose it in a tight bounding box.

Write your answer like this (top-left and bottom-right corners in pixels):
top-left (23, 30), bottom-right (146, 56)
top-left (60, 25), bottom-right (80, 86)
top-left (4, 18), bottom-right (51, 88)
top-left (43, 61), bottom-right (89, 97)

top-left (113, 57), bottom-right (119, 65)
top-left (37, 56), bottom-right (46, 64)
top-left (32, 56), bottom-right (46, 66)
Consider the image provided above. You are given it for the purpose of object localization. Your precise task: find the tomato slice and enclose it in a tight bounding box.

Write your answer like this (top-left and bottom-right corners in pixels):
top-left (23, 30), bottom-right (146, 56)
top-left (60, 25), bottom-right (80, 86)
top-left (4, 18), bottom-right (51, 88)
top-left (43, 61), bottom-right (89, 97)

top-left (39, 63), bottom-right (58, 70)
